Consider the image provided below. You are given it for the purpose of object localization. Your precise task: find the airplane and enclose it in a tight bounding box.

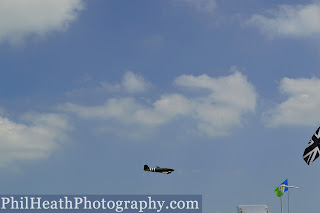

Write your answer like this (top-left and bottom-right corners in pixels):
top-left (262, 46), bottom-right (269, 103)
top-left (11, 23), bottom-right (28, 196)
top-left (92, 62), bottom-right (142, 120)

top-left (144, 165), bottom-right (174, 174)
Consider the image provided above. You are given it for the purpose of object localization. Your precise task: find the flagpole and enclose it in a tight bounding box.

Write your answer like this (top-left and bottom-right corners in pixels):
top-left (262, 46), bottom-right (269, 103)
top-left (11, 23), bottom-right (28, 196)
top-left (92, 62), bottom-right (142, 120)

top-left (275, 180), bottom-right (298, 213)
top-left (288, 188), bottom-right (289, 213)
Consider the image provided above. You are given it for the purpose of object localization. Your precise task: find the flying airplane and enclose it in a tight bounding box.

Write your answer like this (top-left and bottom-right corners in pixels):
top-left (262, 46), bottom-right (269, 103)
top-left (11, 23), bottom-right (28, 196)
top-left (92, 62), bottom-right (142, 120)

top-left (144, 165), bottom-right (174, 174)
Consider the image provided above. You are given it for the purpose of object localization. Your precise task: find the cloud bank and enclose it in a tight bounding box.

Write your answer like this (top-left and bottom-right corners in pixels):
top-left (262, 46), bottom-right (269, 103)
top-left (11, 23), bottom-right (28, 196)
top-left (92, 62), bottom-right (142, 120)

top-left (61, 71), bottom-right (257, 137)
top-left (265, 77), bottom-right (320, 127)
top-left (0, 0), bottom-right (84, 45)
top-left (101, 71), bottom-right (152, 94)
top-left (248, 2), bottom-right (320, 38)
top-left (66, 71), bottom-right (152, 100)
top-left (0, 113), bottom-right (70, 168)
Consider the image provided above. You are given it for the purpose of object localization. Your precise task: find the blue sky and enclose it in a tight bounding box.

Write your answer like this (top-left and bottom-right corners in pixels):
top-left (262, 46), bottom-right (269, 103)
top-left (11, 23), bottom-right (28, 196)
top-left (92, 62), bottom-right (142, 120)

top-left (1, 0), bottom-right (320, 212)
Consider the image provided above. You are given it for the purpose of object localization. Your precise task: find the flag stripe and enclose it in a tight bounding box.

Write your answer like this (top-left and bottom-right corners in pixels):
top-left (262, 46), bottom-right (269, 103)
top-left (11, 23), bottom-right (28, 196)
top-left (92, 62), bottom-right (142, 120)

top-left (303, 127), bottom-right (320, 165)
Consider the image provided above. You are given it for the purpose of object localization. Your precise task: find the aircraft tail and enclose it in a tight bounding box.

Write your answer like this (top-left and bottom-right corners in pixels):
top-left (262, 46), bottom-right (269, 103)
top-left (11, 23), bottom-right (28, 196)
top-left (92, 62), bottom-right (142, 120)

top-left (144, 165), bottom-right (150, 171)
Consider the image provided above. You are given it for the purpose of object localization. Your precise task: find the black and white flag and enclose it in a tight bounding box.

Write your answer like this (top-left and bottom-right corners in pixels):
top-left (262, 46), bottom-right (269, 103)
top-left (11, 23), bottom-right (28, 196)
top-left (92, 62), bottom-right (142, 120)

top-left (303, 127), bottom-right (320, 165)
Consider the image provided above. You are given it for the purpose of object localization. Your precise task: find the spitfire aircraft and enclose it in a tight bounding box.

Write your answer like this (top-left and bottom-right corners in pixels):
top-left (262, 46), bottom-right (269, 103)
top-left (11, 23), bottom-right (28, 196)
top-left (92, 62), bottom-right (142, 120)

top-left (144, 165), bottom-right (174, 174)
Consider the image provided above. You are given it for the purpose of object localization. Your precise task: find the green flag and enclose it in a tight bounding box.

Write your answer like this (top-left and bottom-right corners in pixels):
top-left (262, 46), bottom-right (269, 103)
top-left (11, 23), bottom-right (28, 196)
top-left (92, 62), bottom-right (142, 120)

top-left (274, 186), bottom-right (284, 197)
top-left (274, 179), bottom-right (288, 197)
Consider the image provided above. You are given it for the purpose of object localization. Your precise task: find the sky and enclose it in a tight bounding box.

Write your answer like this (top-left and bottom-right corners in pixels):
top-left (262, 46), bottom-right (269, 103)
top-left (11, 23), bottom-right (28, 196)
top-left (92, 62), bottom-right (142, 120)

top-left (1, 0), bottom-right (320, 212)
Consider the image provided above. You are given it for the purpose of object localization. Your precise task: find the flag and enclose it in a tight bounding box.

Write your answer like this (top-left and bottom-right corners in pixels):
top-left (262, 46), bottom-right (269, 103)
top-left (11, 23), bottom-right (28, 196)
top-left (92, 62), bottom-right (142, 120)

top-left (274, 179), bottom-right (288, 197)
top-left (303, 127), bottom-right (320, 165)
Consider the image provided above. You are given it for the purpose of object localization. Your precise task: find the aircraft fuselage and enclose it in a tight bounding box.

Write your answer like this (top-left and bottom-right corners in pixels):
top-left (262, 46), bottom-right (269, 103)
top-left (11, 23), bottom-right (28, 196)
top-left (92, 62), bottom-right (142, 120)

top-left (144, 165), bottom-right (174, 174)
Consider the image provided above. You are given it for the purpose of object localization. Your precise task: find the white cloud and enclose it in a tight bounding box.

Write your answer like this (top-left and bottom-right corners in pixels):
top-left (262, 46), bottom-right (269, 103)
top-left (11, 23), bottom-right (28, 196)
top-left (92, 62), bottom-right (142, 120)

top-left (248, 2), bottom-right (320, 38)
top-left (100, 71), bottom-right (151, 94)
top-left (134, 94), bottom-right (192, 126)
top-left (0, 0), bottom-right (84, 45)
top-left (175, 71), bottom-right (257, 136)
top-left (62, 98), bottom-right (144, 122)
top-left (265, 77), bottom-right (320, 127)
top-left (66, 71), bottom-right (152, 99)
top-left (121, 71), bottom-right (152, 93)
top-left (173, 0), bottom-right (217, 14)
top-left (62, 94), bottom-right (191, 126)
top-left (0, 113), bottom-right (70, 168)
top-left (174, 71), bottom-right (257, 112)
top-left (61, 71), bottom-right (257, 137)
